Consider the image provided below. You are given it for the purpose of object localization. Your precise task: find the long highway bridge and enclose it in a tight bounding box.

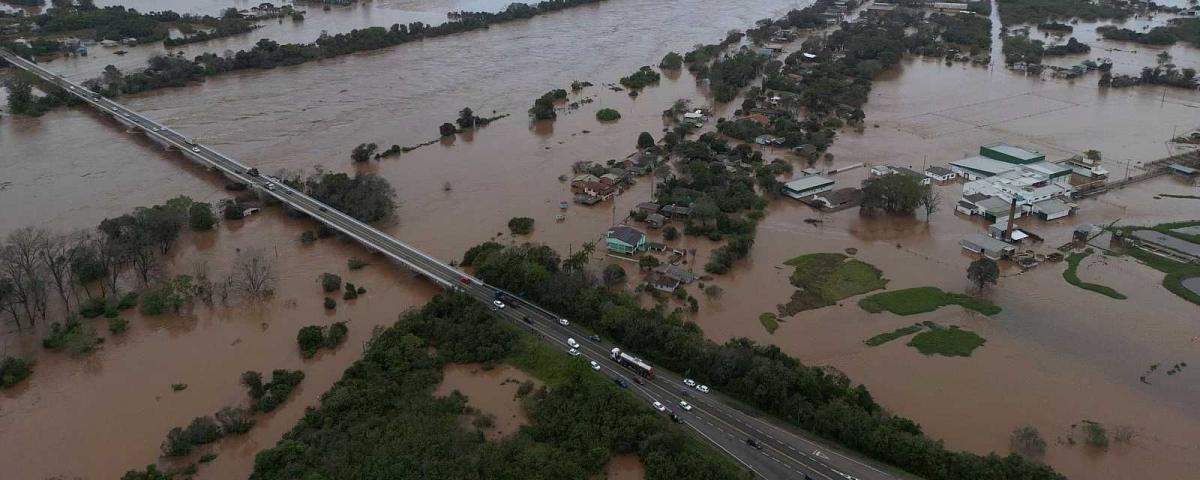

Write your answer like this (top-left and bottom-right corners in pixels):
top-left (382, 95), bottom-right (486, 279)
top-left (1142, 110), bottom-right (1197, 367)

top-left (2, 49), bottom-right (903, 480)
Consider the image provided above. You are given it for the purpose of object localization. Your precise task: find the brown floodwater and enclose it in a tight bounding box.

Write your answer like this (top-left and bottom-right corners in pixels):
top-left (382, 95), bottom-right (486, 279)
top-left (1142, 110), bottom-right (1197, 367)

top-left (686, 57), bottom-right (1200, 479)
top-left (602, 453), bottom-right (647, 480)
top-left (0, 212), bottom-right (441, 479)
top-left (433, 363), bottom-right (538, 439)
top-left (3, 0), bottom-right (1200, 478)
top-left (0, 0), bottom-right (804, 478)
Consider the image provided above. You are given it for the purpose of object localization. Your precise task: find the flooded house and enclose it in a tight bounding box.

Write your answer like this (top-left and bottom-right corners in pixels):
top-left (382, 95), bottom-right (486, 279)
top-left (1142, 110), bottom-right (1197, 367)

top-left (1062, 155), bottom-right (1110, 182)
top-left (783, 175), bottom-right (835, 200)
top-left (571, 175), bottom-right (618, 202)
top-left (960, 233), bottom-right (1016, 260)
top-left (605, 225), bottom-right (647, 254)
top-left (755, 134), bottom-right (784, 146)
top-left (924, 166), bottom-right (957, 183)
top-left (654, 264), bottom-right (697, 284)
top-left (804, 187), bottom-right (863, 211)
top-left (633, 202), bottom-right (660, 216)
top-left (928, 2), bottom-right (970, 14)
top-left (1167, 163), bottom-right (1199, 185)
top-left (660, 204), bottom-right (692, 218)
top-left (868, 165), bottom-right (931, 185)
top-left (622, 151), bottom-right (657, 175)
top-left (645, 213), bottom-right (667, 229)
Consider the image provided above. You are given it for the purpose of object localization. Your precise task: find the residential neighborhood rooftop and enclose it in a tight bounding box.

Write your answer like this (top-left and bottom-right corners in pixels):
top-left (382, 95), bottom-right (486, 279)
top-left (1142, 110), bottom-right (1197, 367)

top-left (606, 225), bottom-right (645, 247)
top-left (926, 165), bottom-right (954, 176)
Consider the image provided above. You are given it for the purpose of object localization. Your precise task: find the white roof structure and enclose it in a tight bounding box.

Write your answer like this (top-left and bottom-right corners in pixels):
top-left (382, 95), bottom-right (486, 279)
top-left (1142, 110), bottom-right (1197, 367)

top-left (1025, 161), bottom-right (1072, 178)
top-left (950, 156), bottom-right (1015, 177)
top-left (1033, 197), bottom-right (1071, 216)
top-left (784, 175), bottom-right (834, 192)
top-left (962, 166), bottom-right (1073, 205)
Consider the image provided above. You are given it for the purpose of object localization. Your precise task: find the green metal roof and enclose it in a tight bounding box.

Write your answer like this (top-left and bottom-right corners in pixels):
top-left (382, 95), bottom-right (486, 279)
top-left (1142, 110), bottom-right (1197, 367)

top-left (980, 143), bottom-right (1045, 164)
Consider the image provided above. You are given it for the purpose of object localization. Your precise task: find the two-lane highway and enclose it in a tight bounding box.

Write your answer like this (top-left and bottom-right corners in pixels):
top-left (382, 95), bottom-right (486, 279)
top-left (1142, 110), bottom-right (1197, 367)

top-left (2, 50), bottom-right (903, 480)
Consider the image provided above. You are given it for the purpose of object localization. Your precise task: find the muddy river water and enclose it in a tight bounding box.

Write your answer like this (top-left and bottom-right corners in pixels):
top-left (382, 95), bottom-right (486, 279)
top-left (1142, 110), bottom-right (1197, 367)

top-left (3, 0), bottom-right (1200, 478)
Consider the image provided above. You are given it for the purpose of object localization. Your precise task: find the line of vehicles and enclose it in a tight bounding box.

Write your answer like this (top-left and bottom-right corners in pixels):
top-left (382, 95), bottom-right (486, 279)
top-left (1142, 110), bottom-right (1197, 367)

top-left (491, 290), bottom-right (718, 422)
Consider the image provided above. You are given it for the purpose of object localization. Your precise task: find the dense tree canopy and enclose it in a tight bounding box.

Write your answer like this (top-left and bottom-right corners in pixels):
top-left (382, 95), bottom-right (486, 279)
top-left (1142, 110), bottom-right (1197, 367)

top-left (283, 170), bottom-right (398, 223)
top-left (249, 294), bottom-right (746, 480)
top-left (860, 174), bottom-right (927, 215)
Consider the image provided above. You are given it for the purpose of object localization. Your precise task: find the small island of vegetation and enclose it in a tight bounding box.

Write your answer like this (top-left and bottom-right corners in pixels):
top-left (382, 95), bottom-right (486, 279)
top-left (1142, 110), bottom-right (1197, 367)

top-left (595, 108), bottom-right (621, 121)
top-left (859, 286), bottom-right (1002, 316)
top-left (907, 323), bottom-right (987, 357)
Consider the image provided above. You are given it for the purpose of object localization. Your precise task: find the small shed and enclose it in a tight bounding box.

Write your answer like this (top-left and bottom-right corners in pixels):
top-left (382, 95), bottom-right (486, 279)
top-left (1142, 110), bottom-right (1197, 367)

top-left (654, 265), bottom-right (697, 284)
top-left (645, 213), bottom-right (667, 229)
top-left (634, 202), bottom-right (660, 215)
top-left (925, 165), bottom-right (957, 183)
top-left (1167, 163), bottom-right (1198, 180)
top-left (661, 204), bottom-right (692, 218)
top-left (960, 233), bottom-right (1015, 260)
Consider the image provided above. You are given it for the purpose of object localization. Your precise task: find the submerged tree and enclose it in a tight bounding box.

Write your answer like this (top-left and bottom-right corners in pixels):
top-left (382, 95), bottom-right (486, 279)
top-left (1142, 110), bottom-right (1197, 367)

top-left (1010, 425), bottom-right (1046, 458)
top-left (233, 248), bottom-right (275, 298)
top-left (967, 257), bottom-right (999, 291)
top-left (920, 188), bottom-right (943, 223)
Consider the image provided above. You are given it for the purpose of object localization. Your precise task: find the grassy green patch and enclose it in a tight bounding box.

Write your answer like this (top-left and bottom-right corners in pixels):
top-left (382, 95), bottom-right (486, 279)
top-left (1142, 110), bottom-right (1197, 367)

top-left (759, 313), bottom-right (780, 334)
top-left (1063, 250), bottom-right (1127, 300)
top-left (779, 253), bottom-right (888, 316)
top-left (864, 324), bottom-right (925, 346)
top-left (1108, 221), bottom-right (1200, 306)
top-left (907, 324), bottom-right (986, 357)
top-left (858, 287), bottom-right (1002, 316)
top-left (505, 335), bottom-right (582, 386)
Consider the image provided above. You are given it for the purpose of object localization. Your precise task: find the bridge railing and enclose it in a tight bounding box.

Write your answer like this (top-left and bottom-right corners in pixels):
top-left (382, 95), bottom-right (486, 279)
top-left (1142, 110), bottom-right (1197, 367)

top-left (3, 48), bottom-right (478, 289)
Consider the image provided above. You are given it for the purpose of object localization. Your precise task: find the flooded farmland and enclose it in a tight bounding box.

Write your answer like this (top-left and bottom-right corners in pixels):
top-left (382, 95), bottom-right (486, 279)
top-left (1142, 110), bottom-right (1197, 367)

top-left (3, 0), bottom-right (1200, 478)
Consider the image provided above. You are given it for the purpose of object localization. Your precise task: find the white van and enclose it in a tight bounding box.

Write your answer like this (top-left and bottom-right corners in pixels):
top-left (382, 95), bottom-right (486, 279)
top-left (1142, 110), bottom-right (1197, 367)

top-left (567, 338), bottom-right (579, 348)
